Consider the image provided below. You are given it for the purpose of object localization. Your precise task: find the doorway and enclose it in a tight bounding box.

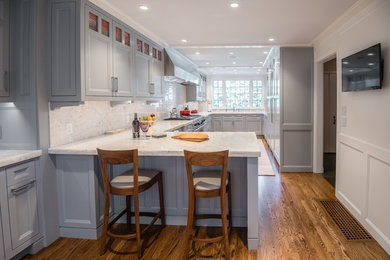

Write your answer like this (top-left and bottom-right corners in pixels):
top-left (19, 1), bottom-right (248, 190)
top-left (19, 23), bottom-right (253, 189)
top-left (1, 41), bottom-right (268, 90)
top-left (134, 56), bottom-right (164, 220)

top-left (323, 58), bottom-right (337, 187)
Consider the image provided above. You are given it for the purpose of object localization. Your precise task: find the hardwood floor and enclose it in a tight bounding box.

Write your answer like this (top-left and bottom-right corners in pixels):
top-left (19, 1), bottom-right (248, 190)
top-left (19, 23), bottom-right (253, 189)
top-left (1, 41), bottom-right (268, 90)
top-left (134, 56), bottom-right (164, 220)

top-left (23, 141), bottom-right (390, 259)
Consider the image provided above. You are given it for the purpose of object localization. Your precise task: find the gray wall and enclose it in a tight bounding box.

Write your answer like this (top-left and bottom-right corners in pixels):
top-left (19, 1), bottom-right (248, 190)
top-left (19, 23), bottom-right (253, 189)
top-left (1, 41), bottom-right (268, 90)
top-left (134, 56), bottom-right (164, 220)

top-left (280, 47), bottom-right (314, 172)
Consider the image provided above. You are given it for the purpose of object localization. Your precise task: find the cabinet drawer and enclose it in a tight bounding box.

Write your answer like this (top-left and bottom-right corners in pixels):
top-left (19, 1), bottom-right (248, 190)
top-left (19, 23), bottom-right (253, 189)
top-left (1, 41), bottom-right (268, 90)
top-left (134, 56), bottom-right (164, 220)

top-left (6, 161), bottom-right (36, 187)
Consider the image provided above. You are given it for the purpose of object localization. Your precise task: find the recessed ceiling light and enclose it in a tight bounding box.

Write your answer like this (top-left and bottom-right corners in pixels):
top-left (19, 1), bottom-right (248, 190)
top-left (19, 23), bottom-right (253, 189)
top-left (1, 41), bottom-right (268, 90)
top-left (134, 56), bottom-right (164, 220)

top-left (229, 52), bottom-right (234, 55)
top-left (232, 61), bottom-right (236, 65)
top-left (264, 51), bottom-right (268, 54)
top-left (268, 38), bottom-right (275, 42)
top-left (230, 2), bottom-right (239, 8)
top-left (139, 5), bottom-right (148, 10)
top-left (205, 62), bottom-right (210, 65)
top-left (195, 52), bottom-right (200, 55)
top-left (342, 61), bottom-right (349, 64)
top-left (367, 53), bottom-right (374, 56)
top-left (349, 69), bottom-right (354, 72)
top-left (368, 63), bottom-right (375, 66)
top-left (259, 61), bottom-right (263, 64)
top-left (181, 39), bottom-right (187, 43)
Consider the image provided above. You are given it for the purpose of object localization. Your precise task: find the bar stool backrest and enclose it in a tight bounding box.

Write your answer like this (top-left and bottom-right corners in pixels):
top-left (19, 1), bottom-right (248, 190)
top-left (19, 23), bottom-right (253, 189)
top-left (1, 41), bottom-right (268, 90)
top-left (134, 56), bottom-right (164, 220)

top-left (97, 148), bottom-right (139, 194)
top-left (184, 150), bottom-right (229, 193)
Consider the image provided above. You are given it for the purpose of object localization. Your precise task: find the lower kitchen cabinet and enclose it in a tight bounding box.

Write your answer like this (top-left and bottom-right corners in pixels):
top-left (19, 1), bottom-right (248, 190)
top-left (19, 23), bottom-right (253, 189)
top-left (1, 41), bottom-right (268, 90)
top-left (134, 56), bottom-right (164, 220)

top-left (211, 114), bottom-right (263, 134)
top-left (222, 116), bottom-right (234, 131)
top-left (246, 115), bottom-right (263, 135)
top-left (0, 212), bottom-right (4, 260)
top-left (212, 116), bottom-right (223, 131)
top-left (0, 159), bottom-right (42, 260)
top-left (233, 116), bottom-right (245, 132)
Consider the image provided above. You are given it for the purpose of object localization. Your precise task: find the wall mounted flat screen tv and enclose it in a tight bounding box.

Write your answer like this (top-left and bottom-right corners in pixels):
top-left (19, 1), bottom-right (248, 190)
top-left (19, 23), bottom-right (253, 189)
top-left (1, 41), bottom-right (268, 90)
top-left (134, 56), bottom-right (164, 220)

top-left (342, 43), bottom-right (383, 92)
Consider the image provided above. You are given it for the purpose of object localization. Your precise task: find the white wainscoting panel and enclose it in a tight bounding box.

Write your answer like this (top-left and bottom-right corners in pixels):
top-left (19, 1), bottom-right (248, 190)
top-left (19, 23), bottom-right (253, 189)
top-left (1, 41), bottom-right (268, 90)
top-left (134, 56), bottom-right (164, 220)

top-left (366, 156), bottom-right (390, 249)
top-left (337, 133), bottom-right (390, 254)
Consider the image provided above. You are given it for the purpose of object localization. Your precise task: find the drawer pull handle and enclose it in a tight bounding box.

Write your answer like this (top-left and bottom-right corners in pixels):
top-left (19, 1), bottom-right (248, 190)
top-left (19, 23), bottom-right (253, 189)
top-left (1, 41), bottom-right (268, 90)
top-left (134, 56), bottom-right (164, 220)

top-left (11, 180), bottom-right (36, 194)
top-left (13, 167), bottom-right (29, 174)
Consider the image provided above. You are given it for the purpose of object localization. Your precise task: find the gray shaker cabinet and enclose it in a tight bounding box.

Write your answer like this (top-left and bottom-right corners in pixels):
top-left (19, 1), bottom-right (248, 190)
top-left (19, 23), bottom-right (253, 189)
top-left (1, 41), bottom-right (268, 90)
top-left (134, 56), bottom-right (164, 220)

top-left (84, 6), bottom-right (113, 96)
top-left (112, 21), bottom-right (133, 97)
top-left (49, 1), bottom-right (78, 98)
top-left (212, 116), bottom-right (223, 131)
top-left (135, 34), bottom-right (164, 99)
top-left (246, 115), bottom-right (262, 135)
top-left (49, 0), bottom-right (164, 102)
top-left (0, 0), bottom-right (10, 99)
top-left (7, 180), bottom-right (39, 249)
top-left (0, 207), bottom-right (4, 260)
top-left (0, 159), bottom-right (41, 260)
top-left (135, 51), bottom-right (151, 97)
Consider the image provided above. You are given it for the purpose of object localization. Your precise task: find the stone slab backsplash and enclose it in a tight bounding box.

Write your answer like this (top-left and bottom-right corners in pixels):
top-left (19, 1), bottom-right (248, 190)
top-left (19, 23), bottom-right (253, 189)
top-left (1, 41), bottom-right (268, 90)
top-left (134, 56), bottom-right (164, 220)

top-left (49, 101), bottom-right (168, 147)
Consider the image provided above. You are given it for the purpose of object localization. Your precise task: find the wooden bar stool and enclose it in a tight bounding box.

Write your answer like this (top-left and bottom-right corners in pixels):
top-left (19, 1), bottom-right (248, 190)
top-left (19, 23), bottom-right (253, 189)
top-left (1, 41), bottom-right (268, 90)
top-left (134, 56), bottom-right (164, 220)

top-left (97, 148), bottom-right (165, 259)
top-left (183, 150), bottom-right (232, 259)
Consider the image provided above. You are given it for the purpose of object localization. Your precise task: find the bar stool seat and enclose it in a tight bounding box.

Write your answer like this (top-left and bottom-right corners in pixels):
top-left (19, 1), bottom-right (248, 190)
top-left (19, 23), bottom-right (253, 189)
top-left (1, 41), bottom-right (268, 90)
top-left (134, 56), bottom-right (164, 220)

top-left (193, 171), bottom-right (229, 191)
top-left (111, 169), bottom-right (160, 188)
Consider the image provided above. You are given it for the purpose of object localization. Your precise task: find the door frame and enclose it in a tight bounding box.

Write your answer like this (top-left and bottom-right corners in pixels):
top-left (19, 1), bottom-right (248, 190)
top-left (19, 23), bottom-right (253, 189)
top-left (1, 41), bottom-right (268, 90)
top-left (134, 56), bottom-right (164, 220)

top-left (313, 53), bottom-right (337, 173)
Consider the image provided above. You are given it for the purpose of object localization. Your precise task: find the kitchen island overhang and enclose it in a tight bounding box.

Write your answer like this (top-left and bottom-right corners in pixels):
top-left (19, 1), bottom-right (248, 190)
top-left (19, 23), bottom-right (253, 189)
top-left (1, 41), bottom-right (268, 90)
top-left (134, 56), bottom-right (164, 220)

top-left (49, 131), bottom-right (260, 250)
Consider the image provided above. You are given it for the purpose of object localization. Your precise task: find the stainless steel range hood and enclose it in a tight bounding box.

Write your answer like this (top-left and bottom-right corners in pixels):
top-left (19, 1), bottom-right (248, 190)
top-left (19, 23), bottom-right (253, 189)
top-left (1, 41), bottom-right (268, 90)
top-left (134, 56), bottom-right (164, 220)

top-left (164, 47), bottom-right (200, 86)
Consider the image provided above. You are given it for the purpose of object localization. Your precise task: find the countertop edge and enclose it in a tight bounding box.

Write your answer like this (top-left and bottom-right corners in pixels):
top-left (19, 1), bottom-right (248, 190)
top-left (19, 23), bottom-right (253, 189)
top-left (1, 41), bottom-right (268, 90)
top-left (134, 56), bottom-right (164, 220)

top-left (0, 150), bottom-right (42, 168)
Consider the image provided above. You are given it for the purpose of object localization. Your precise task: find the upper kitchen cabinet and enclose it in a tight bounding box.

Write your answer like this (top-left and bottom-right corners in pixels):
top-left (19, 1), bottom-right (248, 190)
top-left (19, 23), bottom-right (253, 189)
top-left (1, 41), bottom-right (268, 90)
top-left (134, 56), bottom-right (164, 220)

top-left (0, 0), bottom-right (9, 101)
top-left (49, 0), bottom-right (159, 103)
top-left (84, 6), bottom-right (113, 97)
top-left (112, 21), bottom-right (134, 97)
top-left (135, 34), bottom-right (164, 100)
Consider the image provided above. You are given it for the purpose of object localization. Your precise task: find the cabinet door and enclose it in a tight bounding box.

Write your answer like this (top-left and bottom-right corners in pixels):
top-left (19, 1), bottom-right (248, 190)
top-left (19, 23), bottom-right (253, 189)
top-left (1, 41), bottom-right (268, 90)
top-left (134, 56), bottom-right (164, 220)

top-left (112, 22), bottom-right (133, 97)
top-left (222, 117), bottom-right (234, 131)
top-left (50, 1), bottom-right (77, 97)
top-left (0, 0), bottom-right (9, 98)
top-left (0, 211), bottom-right (4, 260)
top-left (85, 7), bottom-right (113, 96)
top-left (246, 116), bottom-right (262, 133)
top-left (8, 180), bottom-right (39, 250)
top-left (212, 117), bottom-right (223, 131)
top-left (233, 116), bottom-right (245, 132)
top-left (135, 51), bottom-right (151, 97)
top-left (150, 58), bottom-right (163, 97)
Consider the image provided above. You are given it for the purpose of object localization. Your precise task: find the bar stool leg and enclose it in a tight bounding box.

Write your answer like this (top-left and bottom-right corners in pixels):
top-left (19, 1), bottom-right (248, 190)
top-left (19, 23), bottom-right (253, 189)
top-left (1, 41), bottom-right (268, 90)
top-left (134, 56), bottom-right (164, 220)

top-left (126, 195), bottom-right (132, 227)
top-left (100, 194), bottom-right (110, 255)
top-left (192, 197), bottom-right (196, 229)
top-left (221, 195), bottom-right (231, 260)
top-left (184, 192), bottom-right (195, 259)
top-left (228, 180), bottom-right (232, 231)
top-left (158, 173), bottom-right (166, 227)
top-left (134, 194), bottom-right (142, 259)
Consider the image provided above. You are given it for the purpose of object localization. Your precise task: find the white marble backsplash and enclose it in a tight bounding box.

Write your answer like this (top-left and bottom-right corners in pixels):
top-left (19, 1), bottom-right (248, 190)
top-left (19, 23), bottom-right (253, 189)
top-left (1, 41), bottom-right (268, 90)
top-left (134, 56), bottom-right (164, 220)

top-left (49, 101), bottom-right (169, 147)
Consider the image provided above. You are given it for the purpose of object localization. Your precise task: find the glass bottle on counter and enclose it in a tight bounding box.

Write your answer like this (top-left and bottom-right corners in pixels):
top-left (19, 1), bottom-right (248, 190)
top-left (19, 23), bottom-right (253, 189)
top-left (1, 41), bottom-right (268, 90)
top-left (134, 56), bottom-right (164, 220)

top-left (132, 113), bottom-right (140, 138)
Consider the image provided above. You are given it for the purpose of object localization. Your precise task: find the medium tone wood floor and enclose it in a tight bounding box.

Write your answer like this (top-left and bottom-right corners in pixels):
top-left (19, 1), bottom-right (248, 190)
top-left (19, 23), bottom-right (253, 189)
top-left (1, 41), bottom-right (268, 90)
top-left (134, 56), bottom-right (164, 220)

top-left (24, 140), bottom-right (390, 260)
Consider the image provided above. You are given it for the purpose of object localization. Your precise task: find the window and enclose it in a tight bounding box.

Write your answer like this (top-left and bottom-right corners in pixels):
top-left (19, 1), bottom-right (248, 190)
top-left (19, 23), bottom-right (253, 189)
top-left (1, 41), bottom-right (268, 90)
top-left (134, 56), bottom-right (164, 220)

top-left (213, 80), bottom-right (224, 108)
top-left (252, 80), bottom-right (263, 107)
top-left (212, 79), bottom-right (263, 108)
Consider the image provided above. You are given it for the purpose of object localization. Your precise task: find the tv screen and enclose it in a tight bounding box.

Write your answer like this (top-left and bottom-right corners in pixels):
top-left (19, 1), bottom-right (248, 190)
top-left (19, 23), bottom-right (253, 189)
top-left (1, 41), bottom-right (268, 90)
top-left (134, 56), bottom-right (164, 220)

top-left (342, 43), bottom-right (382, 92)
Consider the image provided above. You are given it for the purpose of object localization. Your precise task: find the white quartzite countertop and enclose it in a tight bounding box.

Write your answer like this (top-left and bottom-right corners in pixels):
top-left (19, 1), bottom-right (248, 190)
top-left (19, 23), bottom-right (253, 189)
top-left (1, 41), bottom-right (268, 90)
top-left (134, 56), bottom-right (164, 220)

top-left (0, 150), bottom-right (42, 168)
top-left (48, 113), bottom-right (262, 157)
top-left (48, 131), bottom-right (260, 157)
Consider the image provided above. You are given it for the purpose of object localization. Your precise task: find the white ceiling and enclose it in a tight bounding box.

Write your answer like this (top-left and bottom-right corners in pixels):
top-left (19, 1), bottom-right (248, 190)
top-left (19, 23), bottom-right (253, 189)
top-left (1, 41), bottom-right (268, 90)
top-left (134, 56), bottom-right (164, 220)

top-left (176, 46), bottom-right (271, 75)
top-left (104, 0), bottom-right (358, 46)
top-left (103, 0), bottom-right (357, 75)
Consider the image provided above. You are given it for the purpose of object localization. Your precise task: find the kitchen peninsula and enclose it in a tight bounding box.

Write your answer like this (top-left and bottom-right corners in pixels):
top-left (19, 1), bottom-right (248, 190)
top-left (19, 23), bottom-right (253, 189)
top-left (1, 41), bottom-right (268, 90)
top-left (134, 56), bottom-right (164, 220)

top-left (48, 119), bottom-right (261, 250)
